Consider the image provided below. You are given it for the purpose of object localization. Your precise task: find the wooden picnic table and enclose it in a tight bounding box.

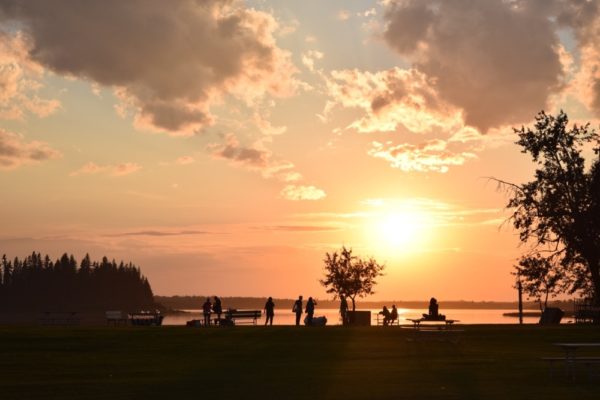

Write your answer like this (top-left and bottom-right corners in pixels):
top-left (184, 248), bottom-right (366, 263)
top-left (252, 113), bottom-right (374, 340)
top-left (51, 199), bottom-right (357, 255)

top-left (406, 318), bottom-right (459, 329)
top-left (542, 343), bottom-right (600, 380)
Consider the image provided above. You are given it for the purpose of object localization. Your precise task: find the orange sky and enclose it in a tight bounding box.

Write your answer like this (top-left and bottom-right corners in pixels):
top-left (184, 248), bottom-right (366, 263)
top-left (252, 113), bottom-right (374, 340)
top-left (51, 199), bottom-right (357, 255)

top-left (1, 0), bottom-right (600, 301)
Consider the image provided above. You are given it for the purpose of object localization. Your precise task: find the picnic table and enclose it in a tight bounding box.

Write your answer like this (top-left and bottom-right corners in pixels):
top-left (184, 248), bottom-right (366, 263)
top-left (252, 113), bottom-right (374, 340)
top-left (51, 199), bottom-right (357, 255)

top-left (542, 343), bottom-right (600, 380)
top-left (129, 312), bottom-right (163, 326)
top-left (404, 318), bottom-right (463, 344)
top-left (406, 318), bottom-right (459, 329)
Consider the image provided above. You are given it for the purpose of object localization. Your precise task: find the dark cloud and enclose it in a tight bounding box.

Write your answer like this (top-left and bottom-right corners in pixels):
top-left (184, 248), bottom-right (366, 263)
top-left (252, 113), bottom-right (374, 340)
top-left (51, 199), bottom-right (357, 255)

top-left (0, 129), bottom-right (60, 169)
top-left (106, 230), bottom-right (213, 237)
top-left (383, 0), bottom-right (567, 131)
top-left (0, 0), bottom-right (297, 135)
top-left (253, 225), bottom-right (339, 232)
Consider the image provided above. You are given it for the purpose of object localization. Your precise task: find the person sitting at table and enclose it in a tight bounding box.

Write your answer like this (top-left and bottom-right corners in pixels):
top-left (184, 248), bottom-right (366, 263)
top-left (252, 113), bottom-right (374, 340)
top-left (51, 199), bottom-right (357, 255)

top-left (423, 297), bottom-right (445, 320)
top-left (390, 305), bottom-right (398, 325)
top-left (379, 306), bottom-right (391, 326)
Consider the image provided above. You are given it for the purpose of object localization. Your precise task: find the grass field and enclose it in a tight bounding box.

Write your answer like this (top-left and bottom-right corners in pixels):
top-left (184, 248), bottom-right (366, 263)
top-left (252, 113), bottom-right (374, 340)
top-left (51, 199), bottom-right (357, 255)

top-left (1, 324), bottom-right (600, 399)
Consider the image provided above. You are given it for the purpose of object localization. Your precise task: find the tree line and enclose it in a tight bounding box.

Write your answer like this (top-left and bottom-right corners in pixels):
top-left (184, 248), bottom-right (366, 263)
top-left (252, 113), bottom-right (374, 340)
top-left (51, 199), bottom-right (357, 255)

top-left (0, 252), bottom-right (156, 312)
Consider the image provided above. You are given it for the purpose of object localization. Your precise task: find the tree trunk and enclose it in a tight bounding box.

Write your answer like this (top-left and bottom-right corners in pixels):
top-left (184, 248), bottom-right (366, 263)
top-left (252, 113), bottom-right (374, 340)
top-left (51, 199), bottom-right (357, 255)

top-left (589, 258), bottom-right (600, 306)
top-left (351, 296), bottom-right (356, 311)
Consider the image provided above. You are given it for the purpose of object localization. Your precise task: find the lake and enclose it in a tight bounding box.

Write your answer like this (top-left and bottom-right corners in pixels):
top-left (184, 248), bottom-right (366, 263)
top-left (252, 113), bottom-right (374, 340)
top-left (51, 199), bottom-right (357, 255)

top-left (163, 308), bottom-right (561, 326)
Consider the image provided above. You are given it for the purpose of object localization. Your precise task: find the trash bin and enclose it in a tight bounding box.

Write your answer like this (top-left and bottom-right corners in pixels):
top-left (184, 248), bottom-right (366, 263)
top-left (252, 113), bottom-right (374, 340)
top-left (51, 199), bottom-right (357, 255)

top-left (346, 310), bottom-right (371, 326)
top-left (539, 307), bottom-right (564, 324)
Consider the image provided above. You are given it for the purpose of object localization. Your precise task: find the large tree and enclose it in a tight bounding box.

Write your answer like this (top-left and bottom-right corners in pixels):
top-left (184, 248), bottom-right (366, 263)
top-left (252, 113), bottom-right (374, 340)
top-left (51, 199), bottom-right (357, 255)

top-left (320, 246), bottom-right (385, 311)
top-left (498, 111), bottom-right (600, 304)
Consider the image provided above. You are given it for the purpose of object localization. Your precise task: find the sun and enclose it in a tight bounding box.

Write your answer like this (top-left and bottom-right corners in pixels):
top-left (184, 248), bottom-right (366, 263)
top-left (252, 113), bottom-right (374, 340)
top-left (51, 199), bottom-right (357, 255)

top-left (366, 209), bottom-right (432, 255)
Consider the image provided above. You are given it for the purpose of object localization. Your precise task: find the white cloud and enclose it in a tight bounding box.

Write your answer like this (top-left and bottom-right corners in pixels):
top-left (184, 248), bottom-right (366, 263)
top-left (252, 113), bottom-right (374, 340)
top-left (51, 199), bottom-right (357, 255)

top-left (324, 67), bottom-right (461, 133)
top-left (368, 139), bottom-right (476, 173)
top-left (0, 32), bottom-right (60, 120)
top-left (70, 162), bottom-right (141, 177)
top-left (280, 185), bottom-right (326, 201)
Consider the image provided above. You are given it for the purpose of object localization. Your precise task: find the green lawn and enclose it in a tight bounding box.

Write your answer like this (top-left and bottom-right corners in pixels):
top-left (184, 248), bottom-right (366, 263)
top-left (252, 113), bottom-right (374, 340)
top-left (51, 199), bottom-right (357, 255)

top-left (1, 325), bottom-right (599, 399)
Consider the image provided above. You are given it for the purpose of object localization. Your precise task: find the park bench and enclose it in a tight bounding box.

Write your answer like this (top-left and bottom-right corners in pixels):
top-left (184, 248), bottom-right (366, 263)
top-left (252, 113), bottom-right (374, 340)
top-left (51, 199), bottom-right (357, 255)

top-left (105, 310), bottom-right (128, 326)
top-left (375, 313), bottom-right (399, 326)
top-left (223, 309), bottom-right (261, 325)
top-left (39, 311), bottom-right (80, 326)
top-left (129, 312), bottom-right (163, 326)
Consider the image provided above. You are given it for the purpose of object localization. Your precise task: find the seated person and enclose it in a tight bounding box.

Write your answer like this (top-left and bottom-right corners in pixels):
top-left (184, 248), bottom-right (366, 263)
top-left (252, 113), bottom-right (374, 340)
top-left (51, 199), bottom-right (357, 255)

top-left (379, 306), bottom-right (391, 326)
top-left (422, 297), bottom-right (445, 320)
top-left (390, 305), bottom-right (398, 324)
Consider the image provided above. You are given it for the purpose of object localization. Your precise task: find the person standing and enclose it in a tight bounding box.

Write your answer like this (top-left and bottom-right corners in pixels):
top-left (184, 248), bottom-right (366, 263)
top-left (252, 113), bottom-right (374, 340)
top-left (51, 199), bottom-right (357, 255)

top-left (202, 297), bottom-right (212, 326)
top-left (213, 296), bottom-right (222, 325)
top-left (305, 297), bottom-right (317, 326)
top-left (264, 296), bottom-right (275, 326)
top-left (339, 295), bottom-right (348, 326)
top-left (292, 295), bottom-right (303, 326)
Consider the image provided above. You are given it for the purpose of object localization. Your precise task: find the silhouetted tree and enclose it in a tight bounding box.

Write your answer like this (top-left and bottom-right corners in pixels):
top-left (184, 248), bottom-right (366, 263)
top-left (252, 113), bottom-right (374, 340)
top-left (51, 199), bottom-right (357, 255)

top-left (320, 246), bottom-right (385, 311)
top-left (496, 111), bottom-right (600, 305)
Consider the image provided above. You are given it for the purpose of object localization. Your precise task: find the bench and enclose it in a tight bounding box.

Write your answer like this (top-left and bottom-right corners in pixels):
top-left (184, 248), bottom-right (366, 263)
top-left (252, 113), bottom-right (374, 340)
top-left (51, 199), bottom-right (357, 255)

top-left (223, 309), bottom-right (261, 325)
top-left (129, 312), bottom-right (163, 326)
top-left (39, 311), bottom-right (80, 326)
top-left (375, 313), bottom-right (399, 326)
top-left (106, 310), bottom-right (128, 326)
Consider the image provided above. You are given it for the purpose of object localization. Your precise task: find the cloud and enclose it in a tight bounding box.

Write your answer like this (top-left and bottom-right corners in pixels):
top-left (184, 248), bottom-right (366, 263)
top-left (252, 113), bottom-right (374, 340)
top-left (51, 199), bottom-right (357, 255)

top-left (0, 0), bottom-right (298, 135)
top-left (106, 230), bottom-right (211, 237)
top-left (176, 156), bottom-right (195, 165)
top-left (382, 0), bottom-right (568, 131)
top-left (254, 225), bottom-right (340, 232)
top-left (301, 50), bottom-right (324, 73)
top-left (208, 133), bottom-right (300, 181)
top-left (70, 162), bottom-right (141, 177)
top-left (337, 10), bottom-right (351, 21)
top-left (368, 139), bottom-right (476, 173)
top-left (0, 32), bottom-right (60, 119)
top-left (0, 129), bottom-right (61, 169)
top-left (324, 67), bottom-right (460, 133)
top-left (280, 185), bottom-right (326, 201)
top-left (554, 0), bottom-right (600, 116)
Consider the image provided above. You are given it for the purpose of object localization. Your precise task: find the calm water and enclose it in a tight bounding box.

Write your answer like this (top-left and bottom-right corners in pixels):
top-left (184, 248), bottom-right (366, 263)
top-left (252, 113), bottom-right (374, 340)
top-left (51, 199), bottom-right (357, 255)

top-left (163, 308), bottom-right (558, 326)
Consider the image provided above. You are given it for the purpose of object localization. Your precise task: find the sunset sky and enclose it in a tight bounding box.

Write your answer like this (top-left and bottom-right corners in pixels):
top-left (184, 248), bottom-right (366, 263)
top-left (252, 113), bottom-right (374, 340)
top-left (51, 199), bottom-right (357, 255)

top-left (1, 0), bottom-right (600, 301)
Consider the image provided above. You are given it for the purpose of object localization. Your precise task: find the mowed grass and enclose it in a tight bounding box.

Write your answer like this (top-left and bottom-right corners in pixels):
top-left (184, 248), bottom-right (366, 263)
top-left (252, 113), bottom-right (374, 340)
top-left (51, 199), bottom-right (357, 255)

top-left (1, 324), bottom-right (600, 399)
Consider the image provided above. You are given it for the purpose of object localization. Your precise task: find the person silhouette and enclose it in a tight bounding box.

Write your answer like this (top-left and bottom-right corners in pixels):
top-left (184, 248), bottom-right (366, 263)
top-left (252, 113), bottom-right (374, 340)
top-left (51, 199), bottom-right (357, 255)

top-left (390, 304), bottom-right (398, 325)
top-left (264, 296), bottom-right (275, 326)
top-left (423, 297), bottom-right (439, 319)
top-left (202, 297), bottom-right (212, 326)
top-left (305, 297), bottom-right (317, 326)
top-left (213, 296), bottom-right (222, 325)
top-left (380, 305), bottom-right (391, 326)
top-left (292, 295), bottom-right (303, 326)
top-left (339, 295), bottom-right (348, 326)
